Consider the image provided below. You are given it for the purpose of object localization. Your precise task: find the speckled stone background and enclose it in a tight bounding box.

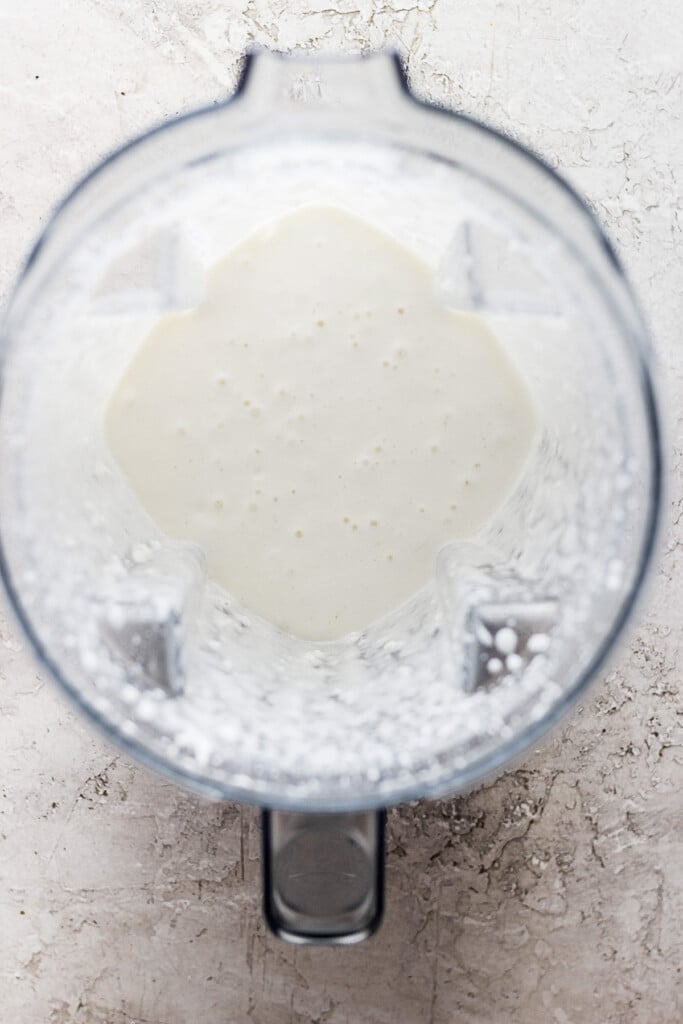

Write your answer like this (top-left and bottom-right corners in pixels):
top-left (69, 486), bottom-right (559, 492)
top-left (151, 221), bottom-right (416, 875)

top-left (1, 2), bottom-right (682, 1022)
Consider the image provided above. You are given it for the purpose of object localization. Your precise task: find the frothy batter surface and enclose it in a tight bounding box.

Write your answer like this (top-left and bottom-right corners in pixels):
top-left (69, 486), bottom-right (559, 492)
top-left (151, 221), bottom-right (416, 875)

top-left (105, 206), bottom-right (537, 639)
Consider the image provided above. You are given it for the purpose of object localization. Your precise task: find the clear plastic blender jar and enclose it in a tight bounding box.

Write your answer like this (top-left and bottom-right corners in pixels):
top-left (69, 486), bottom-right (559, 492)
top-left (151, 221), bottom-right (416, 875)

top-left (0, 51), bottom-right (661, 943)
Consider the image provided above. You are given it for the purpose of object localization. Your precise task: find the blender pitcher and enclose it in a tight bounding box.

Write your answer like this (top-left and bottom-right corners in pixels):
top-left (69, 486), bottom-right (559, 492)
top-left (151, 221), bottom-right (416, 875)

top-left (0, 51), bottom-right (661, 944)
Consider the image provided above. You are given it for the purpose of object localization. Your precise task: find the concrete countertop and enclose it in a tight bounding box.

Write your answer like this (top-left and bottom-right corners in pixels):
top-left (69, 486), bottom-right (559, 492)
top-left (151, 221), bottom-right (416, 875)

top-left (1, 2), bottom-right (681, 1021)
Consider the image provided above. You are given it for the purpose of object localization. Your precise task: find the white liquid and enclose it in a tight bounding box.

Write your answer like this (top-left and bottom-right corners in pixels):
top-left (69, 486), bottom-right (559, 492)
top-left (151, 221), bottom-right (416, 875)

top-left (105, 207), bottom-right (538, 640)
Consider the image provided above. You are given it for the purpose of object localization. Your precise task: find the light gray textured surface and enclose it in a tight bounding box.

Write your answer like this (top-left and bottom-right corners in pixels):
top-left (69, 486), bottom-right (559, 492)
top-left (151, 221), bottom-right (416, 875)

top-left (0, 2), bottom-right (682, 1021)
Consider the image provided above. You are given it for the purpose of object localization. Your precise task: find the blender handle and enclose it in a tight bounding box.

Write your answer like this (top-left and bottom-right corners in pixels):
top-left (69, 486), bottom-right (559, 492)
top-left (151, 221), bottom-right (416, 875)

top-left (262, 809), bottom-right (385, 945)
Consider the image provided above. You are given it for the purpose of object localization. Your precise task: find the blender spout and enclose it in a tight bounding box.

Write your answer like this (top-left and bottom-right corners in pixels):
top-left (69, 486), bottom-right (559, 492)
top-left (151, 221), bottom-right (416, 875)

top-left (234, 47), bottom-right (408, 118)
top-left (262, 808), bottom-right (385, 945)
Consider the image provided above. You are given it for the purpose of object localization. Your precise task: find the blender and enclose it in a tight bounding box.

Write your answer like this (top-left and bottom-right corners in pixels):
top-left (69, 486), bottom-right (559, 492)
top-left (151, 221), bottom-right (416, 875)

top-left (0, 51), bottom-right (661, 944)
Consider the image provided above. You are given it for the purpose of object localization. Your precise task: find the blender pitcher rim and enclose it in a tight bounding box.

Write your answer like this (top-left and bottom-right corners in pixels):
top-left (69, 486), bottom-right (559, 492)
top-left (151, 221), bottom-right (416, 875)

top-left (0, 48), bottom-right (664, 811)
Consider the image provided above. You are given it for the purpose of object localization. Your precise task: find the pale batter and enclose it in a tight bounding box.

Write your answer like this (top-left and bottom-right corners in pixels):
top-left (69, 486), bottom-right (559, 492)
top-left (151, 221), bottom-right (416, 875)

top-left (105, 207), bottom-right (538, 640)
